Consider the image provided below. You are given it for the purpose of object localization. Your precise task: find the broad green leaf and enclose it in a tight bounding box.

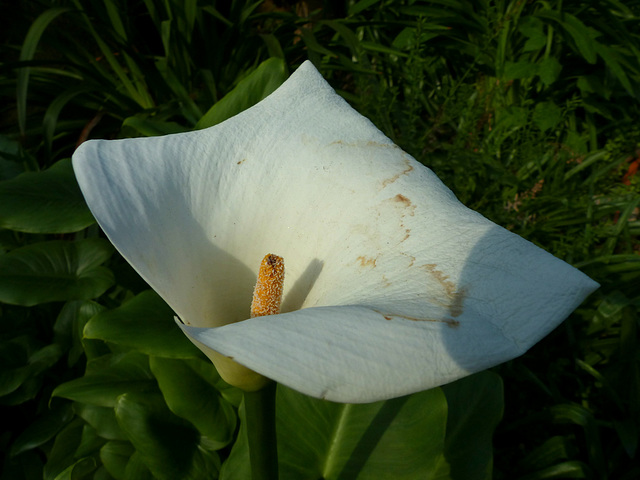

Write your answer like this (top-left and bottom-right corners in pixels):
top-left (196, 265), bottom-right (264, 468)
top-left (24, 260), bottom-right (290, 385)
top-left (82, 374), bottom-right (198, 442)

top-left (495, 106), bottom-right (528, 130)
top-left (519, 16), bottom-right (547, 52)
top-left (503, 60), bottom-right (537, 80)
top-left (439, 371), bottom-right (503, 480)
top-left (43, 418), bottom-right (84, 480)
top-left (75, 403), bottom-right (127, 441)
top-left (150, 357), bottom-right (236, 449)
top-left (537, 57), bottom-right (562, 86)
top-left (0, 361), bottom-right (32, 397)
top-left (115, 392), bottom-right (220, 480)
top-left (10, 403), bottom-right (74, 456)
top-left (75, 423), bottom-right (105, 457)
top-left (516, 436), bottom-right (575, 472)
top-left (0, 343), bottom-right (62, 397)
top-left (218, 397), bottom-right (251, 480)
top-left (100, 441), bottom-right (135, 480)
top-left (54, 300), bottom-right (106, 366)
top-left (276, 386), bottom-right (447, 479)
top-left (123, 451), bottom-right (154, 480)
top-left (0, 238), bottom-right (114, 306)
top-left (533, 101), bottom-right (562, 132)
top-left (84, 290), bottom-right (198, 358)
top-left (52, 456), bottom-right (97, 480)
top-left (53, 352), bottom-right (157, 407)
top-left (0, 158), bottom-right (95, 233)
top-left (537, 11), bottom-right (597, 64)
top-left (196, 58), bottom-right (288, 129)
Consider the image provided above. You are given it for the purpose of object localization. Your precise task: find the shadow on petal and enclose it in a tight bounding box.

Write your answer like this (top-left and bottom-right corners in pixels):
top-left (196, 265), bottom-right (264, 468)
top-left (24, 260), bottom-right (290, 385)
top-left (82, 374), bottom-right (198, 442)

top-left (282, 258), bottom-right (324, 313)
top-left (439, 223), bottom-right (599, 374)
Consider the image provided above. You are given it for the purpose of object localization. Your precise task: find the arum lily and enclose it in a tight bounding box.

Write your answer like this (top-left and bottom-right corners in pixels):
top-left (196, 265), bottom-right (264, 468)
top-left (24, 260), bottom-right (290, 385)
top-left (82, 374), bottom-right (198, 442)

top-left (73, 61), bottom-right (598, 404)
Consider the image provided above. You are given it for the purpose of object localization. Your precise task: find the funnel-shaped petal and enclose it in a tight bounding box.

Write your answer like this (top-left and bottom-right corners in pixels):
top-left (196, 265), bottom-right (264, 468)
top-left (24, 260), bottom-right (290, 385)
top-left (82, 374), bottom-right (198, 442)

top-left (73, 61), bottom-right (598, 403)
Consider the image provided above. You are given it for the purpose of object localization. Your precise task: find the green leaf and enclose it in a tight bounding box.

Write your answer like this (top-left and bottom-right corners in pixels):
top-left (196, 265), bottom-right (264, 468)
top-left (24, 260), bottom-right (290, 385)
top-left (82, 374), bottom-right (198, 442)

top-left (533, 101), bottom-right (562, 132)
top-left (349, 0), bottom-right (382, 16)
top-left (517, 436), bottom-right (575, 472)
top-left (0, 343), bottom-right (63, 398)
top-left (10, 403), bottom-right (75, 456)
top-left (440, 371), bottom-right (504, 480)
top-left (53, 352), bottom-right (157, 407)
top-left (150, 357), bottom-right (236, 449)
top-left (121, 115), bottom-right (190, 137)
top-left (196, 58), bottom-right (288, 129)
top-left (51, 456), bottom-right (97, 480)
top-left (276, 386), bottom-right (447, 479)
top-left (519, 16), bottom-right (547, 52)
top-left (537, 57), bottom-right (562, 86)
top-left (100, 441), bottom-right (135, 480)
top-left (43, 418), bottom-right (84, 480)
top-left (84, 290), bottom-right (198, 358)
top-left (17, 7), bottom-right (72, 135)
top-left (75, 403), bottom-right (127, 441)
top-left (537, 11), bottom-right (597, 64)
top-left (54, 300), bottom-right (107, 366)
top-left (219, 397), bottom-right (251, 480)
top-left (115, 392), bottom-right (220, 480)
top-left (123, 451), bottom-right (155, 480)
top-left (593, 42), bottom-right (634, 96)
top-left (0, 159), bottom-right (95, 233)
top-left (0, 238), bottom-right (114, 306)
top-left (503, 60), bottom-right (538, 80)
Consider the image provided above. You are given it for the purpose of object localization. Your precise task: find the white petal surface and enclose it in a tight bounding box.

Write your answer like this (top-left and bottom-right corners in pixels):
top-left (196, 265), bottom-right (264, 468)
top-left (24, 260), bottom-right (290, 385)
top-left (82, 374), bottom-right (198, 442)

top-left (74, 61), bottom-right (598, 402)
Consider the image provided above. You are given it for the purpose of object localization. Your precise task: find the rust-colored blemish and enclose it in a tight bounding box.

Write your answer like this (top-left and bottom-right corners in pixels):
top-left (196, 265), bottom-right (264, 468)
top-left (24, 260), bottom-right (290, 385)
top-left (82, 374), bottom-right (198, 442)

top-left (421, 264), bottom-right (467, 317)
top-left (394, 194), bottom-right (411, 207)
top-left (382, 157), bottom-right (414, 188)
top-left (449, 287), bottom-right (467, 318)
top-left (422, 264), bottom-right (456, 296)
top-left (237, 158), bottom-right (246, 165)
top-left (356, 255), bottom-right (377, 268)
top-left (377, 310), bottom-right (460, 328)
top-left (401, 253), bottom-right (416, 267)
top-left (402, 229), bottom-right (411, 242)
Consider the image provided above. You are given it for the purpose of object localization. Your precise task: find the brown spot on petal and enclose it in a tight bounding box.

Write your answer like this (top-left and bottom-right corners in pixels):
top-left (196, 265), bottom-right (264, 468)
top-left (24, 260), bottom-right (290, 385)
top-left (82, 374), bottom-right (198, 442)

top-left (421, 264), bottom-right (466, 317)
top-left (422, 264), bottom-right (455, 296)
top-left (382, 157), bottom-right (414, 188)
top-left (394, 194), bottom-right (411, 206)
top-left (449, 287), bottom-right (467, 318)
top-left (356, 256), bottom-right (377, 268)
top-left (376, 310), bottom-right (460, 328)
top-left (237, 158), bottom-right (246, 165)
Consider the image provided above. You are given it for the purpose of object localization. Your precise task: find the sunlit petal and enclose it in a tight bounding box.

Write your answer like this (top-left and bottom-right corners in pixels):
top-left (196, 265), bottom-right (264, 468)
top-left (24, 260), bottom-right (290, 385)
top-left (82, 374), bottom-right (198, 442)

top-left (74, 61), bottom-right (598, 400)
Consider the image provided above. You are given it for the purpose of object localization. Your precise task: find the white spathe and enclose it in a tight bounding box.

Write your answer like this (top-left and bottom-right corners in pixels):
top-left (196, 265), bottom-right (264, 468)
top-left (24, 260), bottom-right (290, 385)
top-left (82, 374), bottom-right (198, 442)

top-left (73, 60), bottom-right (598, 403)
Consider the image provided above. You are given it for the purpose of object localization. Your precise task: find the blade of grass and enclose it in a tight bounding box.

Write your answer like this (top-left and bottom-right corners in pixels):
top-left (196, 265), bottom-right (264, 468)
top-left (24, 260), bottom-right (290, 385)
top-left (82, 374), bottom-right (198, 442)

top-left (17, 7), bottom-right (72, 136)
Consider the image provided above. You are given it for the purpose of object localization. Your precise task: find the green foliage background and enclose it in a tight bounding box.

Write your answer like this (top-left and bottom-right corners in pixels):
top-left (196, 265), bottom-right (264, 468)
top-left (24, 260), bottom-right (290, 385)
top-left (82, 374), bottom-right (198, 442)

top-left (1, 0), bottom-right (639, 479)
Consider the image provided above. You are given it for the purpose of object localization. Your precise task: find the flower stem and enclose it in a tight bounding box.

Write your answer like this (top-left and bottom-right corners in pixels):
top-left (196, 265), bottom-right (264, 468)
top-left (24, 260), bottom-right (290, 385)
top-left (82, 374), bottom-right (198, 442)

top-left (244, 382), bottom-right (279, 480)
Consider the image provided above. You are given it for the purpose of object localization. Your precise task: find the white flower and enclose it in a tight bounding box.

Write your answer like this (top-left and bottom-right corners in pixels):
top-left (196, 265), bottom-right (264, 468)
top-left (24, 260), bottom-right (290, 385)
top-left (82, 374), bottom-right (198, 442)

top-left (73, 61), bottom-right (598, 403)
